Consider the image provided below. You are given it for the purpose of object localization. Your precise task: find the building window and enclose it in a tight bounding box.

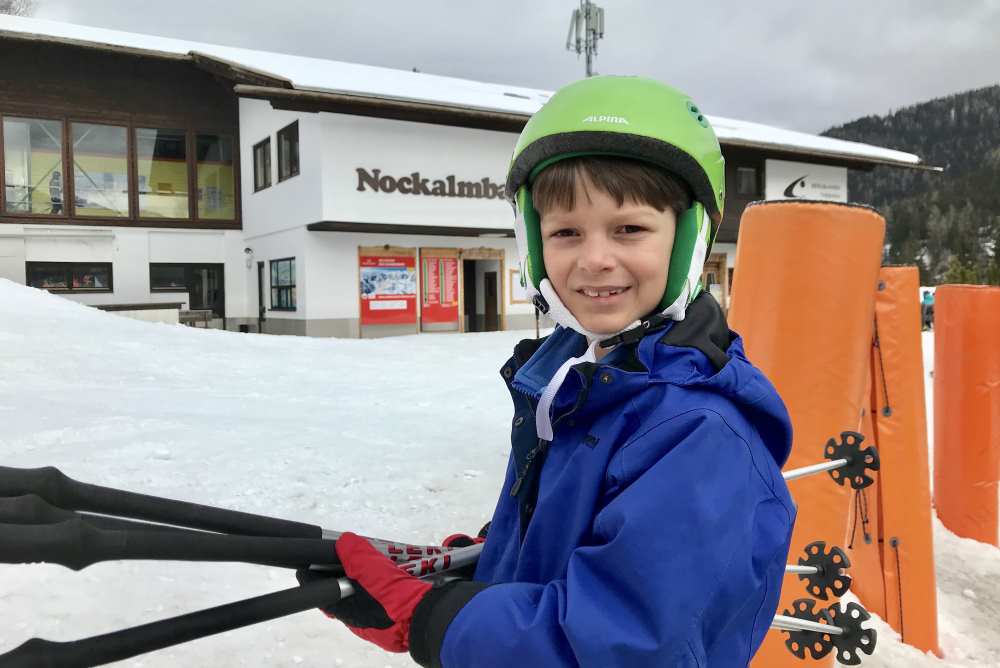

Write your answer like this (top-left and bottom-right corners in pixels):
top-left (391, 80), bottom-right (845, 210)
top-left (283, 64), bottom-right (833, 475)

top-left (26, 262), bottom-right (113, 292)
top-left (270, 257), bottom-right (296, 310)
top-left (735, 167), bottom-right (759, 197)
top-left (277, 122), bottom-right (299, 182)
top-left (196, 134), bottom-right (235, 220)
top-left (71, 123), bottom-right (129, 218)
top-left (136, 128), bottom-right (190, 219)
top-left (3, 116), bottom-right (65, 215)
top-left (253, 138), bottom-right (271, 192)
top-left (150, 263), bottom-right (225, 316)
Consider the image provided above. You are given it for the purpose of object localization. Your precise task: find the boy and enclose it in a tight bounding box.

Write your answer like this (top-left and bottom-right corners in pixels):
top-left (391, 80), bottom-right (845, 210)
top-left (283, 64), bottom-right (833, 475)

top-left (322, 76), bottom-right (796, 667)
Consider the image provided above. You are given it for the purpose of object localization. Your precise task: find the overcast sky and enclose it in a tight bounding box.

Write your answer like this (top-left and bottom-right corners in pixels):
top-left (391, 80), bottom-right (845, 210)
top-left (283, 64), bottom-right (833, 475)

top-left (30, 0), bottom-right (1000, 135)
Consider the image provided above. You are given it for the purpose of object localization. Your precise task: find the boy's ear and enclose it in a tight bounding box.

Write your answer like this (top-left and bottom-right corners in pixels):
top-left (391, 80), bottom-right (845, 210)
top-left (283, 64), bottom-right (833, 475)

top-left (517, 188), bottom-right (547, 289)
top-left (660, 202), bottom-right (707, 311)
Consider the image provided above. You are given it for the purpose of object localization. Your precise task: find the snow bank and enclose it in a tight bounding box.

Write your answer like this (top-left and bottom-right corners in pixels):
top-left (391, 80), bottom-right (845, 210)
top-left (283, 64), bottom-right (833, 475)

top-left (0, 280), bottom-right (997, 666)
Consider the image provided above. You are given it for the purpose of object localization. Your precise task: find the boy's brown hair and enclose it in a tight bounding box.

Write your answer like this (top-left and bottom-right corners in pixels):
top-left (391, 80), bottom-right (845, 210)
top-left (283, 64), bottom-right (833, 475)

top-left (531, 155), bottom-right (692, 218)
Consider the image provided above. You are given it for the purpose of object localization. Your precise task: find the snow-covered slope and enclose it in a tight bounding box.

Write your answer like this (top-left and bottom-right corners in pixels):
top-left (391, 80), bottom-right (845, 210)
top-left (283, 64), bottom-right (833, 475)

top-left (0, 280), bottom-right (997, 666)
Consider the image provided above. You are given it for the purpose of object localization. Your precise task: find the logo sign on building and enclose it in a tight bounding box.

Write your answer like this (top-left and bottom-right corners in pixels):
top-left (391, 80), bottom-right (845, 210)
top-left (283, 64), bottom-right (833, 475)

top-left (359, 252), bottom-right (417, 326)
top-left (356, 168), bottom-right (505, 200)
top-left (765, 159), bottom-right (848, 202)
top-left (420, 253), bottom-right (459, 324)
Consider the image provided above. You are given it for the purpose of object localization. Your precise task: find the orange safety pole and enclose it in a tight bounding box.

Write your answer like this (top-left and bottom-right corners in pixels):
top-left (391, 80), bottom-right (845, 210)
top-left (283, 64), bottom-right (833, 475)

top-left (729, 201), bottom-right (885, 668)
top-left (862, 267), bottom-right (940, 655)
top-left (933, 285), bottom-right (1000, 547)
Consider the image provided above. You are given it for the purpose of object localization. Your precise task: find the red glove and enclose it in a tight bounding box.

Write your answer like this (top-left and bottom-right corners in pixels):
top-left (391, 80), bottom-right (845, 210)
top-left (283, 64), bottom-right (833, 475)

top-left (441, 533), bottom-right (486, 548)
top-left (334, 532), bottom-right (433, 653)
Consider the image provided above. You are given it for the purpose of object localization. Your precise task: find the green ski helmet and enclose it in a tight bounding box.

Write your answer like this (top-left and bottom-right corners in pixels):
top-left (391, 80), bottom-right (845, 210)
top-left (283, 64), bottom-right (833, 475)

top-left (506, 75), bottom-right (726, 337)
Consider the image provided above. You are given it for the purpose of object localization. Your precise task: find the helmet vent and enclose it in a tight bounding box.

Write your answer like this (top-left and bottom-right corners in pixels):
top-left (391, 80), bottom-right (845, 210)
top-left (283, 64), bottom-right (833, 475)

top-left (686, 101), bottom-right (709, 128)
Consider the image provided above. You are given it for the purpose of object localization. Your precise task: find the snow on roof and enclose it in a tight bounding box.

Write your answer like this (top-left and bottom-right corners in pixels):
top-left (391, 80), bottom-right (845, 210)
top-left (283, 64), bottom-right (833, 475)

top-left (0, 15), bottom-right (924, 168)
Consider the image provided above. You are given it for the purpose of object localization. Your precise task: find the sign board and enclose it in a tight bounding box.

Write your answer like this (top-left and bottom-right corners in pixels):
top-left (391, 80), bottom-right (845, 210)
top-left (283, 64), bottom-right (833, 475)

top-left (420, 252), bottom-right (459, 324)
top-left (765, 159), bottom-right (848, 202)
top-left (359, 250), bottom-right (417, 326)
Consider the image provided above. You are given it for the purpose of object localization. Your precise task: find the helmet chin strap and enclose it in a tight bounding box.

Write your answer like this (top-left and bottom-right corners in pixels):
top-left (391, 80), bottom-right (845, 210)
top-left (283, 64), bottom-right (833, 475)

top-left (532, 278), bottom-right (680, 441)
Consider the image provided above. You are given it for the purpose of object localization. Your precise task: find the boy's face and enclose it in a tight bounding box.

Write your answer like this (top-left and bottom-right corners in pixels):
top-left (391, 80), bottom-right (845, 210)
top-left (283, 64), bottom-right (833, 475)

top-left (539, 176), bottom-right (676, 335)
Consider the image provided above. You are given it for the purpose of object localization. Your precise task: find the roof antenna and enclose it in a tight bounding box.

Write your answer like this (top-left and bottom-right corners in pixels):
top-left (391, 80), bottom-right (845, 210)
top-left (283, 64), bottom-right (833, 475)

top-left (565, 0), bottom-right (605, 77)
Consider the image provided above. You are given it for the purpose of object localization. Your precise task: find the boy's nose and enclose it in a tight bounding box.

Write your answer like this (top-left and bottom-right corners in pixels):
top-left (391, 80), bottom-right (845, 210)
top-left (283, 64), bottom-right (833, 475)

top-left (575, 239), bottom-right (617, 273)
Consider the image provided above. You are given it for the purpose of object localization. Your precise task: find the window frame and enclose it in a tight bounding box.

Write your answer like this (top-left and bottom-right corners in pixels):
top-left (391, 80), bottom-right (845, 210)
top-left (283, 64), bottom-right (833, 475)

top-left (276, 121), bottom-right (300, 183)
top-left (1, 114), bottom-right (69, 218)
top-left (735, 166), bottom-right (760, 198)
top-left (253, 137), bottom-right (272, 192)
top-left (269, 256), bottom-right (296, 311)
top-left (68, 120), bottom-right (133, 220)
top-left (26, 261), bottom-right (114, 293)
top-left (0, 111), bottom-right (240, 228)
top-left (194, 132), bottom-right (237, 220)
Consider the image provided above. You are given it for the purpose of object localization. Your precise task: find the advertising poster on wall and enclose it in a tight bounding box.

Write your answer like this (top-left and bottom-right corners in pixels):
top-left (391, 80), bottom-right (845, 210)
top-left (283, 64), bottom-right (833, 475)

top-left (421, 254), bottom-right (459, 324)
top-left (359, 252), bottom-right (417, 325)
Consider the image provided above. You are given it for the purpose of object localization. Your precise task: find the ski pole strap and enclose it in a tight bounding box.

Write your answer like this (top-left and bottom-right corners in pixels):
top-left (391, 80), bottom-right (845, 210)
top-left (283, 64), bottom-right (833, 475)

top-left (0, 466), bottom-right (323, 538)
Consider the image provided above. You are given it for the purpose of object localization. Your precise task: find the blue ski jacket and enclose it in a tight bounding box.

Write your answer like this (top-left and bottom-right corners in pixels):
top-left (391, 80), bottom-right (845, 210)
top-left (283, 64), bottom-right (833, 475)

top-left (408, 294), bottom-right (795, 668)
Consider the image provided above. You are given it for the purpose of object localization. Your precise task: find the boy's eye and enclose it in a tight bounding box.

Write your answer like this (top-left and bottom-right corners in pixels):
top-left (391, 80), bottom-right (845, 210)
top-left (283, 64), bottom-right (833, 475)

top-left (549, 229), bottom-right (578, 238)
top-left (618, 225), bottom-right (646, 234)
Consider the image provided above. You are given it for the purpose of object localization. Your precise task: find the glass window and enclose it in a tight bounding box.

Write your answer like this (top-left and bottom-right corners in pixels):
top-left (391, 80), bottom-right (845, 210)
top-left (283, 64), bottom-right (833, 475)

top-left (736, 167), bottom-right (758, 197)
top-left (277, 122), bottom-right (299, 182)
top-left (196, 134), bottom-right (235, 220)
top-left (3, 117), bottom-right (64, 215)
top-left (71, 123), bottom-right (129, 217)
top-left (270, 257), bottom-right (296, 310)
top-left (26, 262), bottom-right (112, 292)
top-left (253, 138), bottom-right (271, 191)
top-left (150, 264), bottom-right (188, 291)
top-left (136, 128), bottom-right (189, 219)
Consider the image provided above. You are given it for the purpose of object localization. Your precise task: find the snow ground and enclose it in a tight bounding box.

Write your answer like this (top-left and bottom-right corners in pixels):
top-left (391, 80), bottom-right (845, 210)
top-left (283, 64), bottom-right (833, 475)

top-left (0, 280), bottom-right (997, 667)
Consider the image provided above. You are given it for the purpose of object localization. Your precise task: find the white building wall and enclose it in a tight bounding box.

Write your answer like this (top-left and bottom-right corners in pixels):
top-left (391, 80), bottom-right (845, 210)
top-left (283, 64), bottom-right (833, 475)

top-left (320, 113), bottom-right (515, 229)
top-left (238, 98), bottom-right (324, 239)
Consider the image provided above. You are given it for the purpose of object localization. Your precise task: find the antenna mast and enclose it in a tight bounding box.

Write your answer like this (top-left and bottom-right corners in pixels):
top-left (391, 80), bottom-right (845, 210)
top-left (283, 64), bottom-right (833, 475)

top-left (565, 0), bottom-right (605, 77)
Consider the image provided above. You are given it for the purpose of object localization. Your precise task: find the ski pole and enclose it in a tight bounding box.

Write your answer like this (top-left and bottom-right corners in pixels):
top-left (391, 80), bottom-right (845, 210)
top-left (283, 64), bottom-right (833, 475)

top-left (780, 598), bottom-right (876, 664)
top-left (782, 431), bottom-right (880, 490)
top-left (0, 518), bottom-right (343, 571)
top-left (0, 542), bottom-right (484, 668)
top-left (0, 466), bottom-right (322, 538)
top-left (0, 468), bottom-right (450, 562)
top-left (0, 494), bottom-right (195, 534)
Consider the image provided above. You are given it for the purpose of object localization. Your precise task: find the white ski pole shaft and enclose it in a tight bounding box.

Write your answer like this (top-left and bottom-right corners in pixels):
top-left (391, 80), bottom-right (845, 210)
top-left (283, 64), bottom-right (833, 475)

top-left (782, 458), bottom-right (850, 482)
top-left (786, 564), bottom-right (820, 575)
top-left (772, 614), bottom-right (845, 636)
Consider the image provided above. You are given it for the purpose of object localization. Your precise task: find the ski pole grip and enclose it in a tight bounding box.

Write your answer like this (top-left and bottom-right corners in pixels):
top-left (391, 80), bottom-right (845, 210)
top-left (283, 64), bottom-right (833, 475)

top-left (0, 466), bottom-right (322, 538)
top-left (0, 578), bottom-right (345, 667)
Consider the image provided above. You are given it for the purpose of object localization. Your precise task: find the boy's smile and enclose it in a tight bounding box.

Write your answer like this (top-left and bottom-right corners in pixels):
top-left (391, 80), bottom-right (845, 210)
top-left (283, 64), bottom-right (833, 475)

top-left (539, 176), bottom-right (676, 338)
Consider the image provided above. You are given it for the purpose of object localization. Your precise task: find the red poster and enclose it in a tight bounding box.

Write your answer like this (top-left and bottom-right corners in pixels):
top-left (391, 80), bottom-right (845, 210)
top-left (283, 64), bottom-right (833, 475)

top-left (360, 254), bottom-right (417, 325)
top-left (421, 256), bottom-right (459, 324)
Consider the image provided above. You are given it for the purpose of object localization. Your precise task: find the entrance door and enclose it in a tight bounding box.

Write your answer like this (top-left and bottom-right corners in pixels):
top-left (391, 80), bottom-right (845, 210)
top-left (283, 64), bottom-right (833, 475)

top-left (257, 261), bottom-right (266, 331)
top-left (463, 260), bottom-right (477, 332)
top-left (701, 253), bottom-right (729, 313)
top-left (484, 271), bottom-right (499, 331)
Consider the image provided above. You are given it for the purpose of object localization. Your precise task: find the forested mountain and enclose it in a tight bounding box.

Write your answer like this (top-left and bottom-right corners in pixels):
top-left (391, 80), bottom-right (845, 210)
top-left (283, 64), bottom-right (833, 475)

top-left (822, 85), bottom-right (1000, 284)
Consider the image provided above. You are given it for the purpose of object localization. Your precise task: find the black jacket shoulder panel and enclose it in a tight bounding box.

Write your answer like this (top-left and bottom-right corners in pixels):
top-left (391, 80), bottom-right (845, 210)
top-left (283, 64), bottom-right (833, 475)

top-left (658, 293), bottom-right (732, 372)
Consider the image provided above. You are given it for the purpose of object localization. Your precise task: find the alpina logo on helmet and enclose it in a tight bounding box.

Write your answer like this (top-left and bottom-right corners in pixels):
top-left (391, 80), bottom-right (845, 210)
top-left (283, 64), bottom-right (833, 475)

top-left (582, 115), bottom-right (629, 124)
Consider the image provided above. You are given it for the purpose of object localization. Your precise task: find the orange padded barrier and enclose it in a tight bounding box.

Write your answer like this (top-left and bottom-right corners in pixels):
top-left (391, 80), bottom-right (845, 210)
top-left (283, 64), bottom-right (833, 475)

top-left (934, 285), bottom-right (1000, 547)
top-left (729, 201), bottom-right (885, 668)
top-left (847, 267), bottom-right (940, 654)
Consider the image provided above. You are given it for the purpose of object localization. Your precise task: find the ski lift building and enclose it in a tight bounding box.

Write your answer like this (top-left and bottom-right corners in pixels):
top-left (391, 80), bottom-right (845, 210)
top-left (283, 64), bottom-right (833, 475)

top-left (0, 16), bottom-right (929, 337)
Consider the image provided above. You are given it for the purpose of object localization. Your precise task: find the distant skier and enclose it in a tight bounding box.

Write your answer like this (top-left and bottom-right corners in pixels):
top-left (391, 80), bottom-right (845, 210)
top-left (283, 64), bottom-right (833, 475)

top-left (922, 290), bottom-right (935, 330)
top-left (308, 76), bottom-right (796, 667)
